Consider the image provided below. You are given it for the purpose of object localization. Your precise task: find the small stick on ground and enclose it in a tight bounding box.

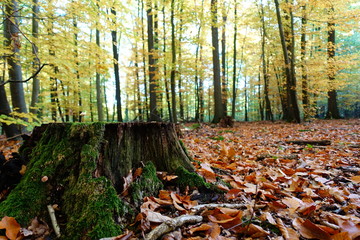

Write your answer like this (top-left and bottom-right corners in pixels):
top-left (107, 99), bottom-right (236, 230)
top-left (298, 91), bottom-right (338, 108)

top-left (47, 205), bottom-right (60, 238)
top-left (145, 215), bottom-right (203, 240)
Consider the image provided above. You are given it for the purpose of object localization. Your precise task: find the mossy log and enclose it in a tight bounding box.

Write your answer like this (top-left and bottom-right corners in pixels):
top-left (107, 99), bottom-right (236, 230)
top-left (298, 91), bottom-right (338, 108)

top-left (0, 122), bottom-right (195, 239)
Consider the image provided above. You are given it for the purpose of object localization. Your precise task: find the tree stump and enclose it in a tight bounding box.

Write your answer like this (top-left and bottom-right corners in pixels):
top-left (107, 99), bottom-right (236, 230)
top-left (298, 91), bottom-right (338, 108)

top-left (0, 122), bottom-right (195, 239)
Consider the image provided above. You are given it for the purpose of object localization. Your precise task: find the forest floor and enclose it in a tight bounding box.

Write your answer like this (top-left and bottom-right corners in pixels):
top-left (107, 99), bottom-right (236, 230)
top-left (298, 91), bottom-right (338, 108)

top-left (0, 119), bottom-right (360, 240)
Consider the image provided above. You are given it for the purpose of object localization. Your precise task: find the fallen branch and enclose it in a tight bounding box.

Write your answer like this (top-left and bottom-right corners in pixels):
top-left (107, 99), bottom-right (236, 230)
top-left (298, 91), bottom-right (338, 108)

top-left (285, 140), bottom-right (331, 146)
top-left (191, 203), bottom-right (266, 213)
top-left (145, 215), bottom-right (203, 240)
top-left (47, 205), bottom-right (61, 238)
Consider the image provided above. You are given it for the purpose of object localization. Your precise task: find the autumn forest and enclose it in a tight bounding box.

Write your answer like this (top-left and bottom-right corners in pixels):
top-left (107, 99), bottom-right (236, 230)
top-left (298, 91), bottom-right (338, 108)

top-left (0, 0), bottom-right (359, 136)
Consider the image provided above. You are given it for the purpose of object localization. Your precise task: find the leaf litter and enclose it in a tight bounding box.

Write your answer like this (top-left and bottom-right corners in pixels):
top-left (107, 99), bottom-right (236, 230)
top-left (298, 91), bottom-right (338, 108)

top-left (0, 119), bottom-right (359, 240)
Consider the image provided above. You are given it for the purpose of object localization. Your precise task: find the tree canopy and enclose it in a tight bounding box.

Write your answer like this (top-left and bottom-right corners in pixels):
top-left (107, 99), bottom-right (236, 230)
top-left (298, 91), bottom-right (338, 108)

top-left (1, 0), bottom-right (359, 135)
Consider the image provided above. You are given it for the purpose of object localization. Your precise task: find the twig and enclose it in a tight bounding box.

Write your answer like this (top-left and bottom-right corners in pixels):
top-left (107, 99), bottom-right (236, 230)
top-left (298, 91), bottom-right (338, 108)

top-left (145, 215), bottom-right (202, 240)
top-left (47, 205), bottom-right (61, 238)
top-left (0, 64), bottom-right (48, 86)
top-left (191, 203), bottom-right (245, 213)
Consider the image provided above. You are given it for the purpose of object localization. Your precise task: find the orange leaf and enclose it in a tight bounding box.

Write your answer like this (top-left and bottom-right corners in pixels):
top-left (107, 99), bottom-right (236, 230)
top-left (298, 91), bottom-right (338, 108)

top-left (159, 190), bottom-right (171, 200)
top-left (350, 176), bottom-right (360, 184)
top-left (0, 216), bottom-right (20, 240)
top-left (332, 232), bottom-right (352, 240)
top-left (225, 189), bottom-right (242, 200)
top-left (189, 223), bottom-right (212, 234)
top-left (292, 218), bottom-right (332, 240)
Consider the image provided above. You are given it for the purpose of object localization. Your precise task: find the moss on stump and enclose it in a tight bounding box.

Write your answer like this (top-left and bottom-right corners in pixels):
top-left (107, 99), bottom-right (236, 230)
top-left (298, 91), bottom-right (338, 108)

top-left (0, 122), bottom-right (195, 239)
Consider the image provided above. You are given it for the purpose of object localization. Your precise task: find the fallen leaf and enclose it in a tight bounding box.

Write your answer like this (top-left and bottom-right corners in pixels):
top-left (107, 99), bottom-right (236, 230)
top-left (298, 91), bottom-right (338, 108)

top-left (350, 176), bottom-right (360, 184)
top-left (0, 216), bottom-right (20, 240)
top-left (292, 218), bottom-right (332, 240)
top-left (189, 223), bottom-right (212, 234)
top-left (145, 210), bottom-right (172, 223)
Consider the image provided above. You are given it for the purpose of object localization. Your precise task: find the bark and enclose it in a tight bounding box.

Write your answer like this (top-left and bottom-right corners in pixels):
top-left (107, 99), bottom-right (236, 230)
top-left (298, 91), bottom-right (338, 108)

top-left (231, 0), bottom-right (237, 119)
top-left (221, 4), bottom-right (227, 116)
top-left (211, 0), bottom-right (224, 123)
top-left (301, 5), bottom-right (309, 119)
top-left (162, 4), bottom-right (172, 122)
top-left (274, 0), bottom-right (300, 123)
top-left (4, 0), bottom-right (28, 132)
top-left (259, 0), bottom-right (273, 121)
top-left (0, 123), bottom-right (194, 239)
top-left (30, 0), bottom-right (40, 115)
top-left (0, 81), bottom-right (20, 138)
top-left (140, 0), bottom-right (149, 120)
top-left (170, 0), bottom-right (177, 123)
top-left (95, 3), bottom-right (104, 121)
top-left (147, 1), bottom-right (161, 121)
top-left (326, 10), bottom-right (340, 119)
top-left (111, 7), bottom-right (123, 122)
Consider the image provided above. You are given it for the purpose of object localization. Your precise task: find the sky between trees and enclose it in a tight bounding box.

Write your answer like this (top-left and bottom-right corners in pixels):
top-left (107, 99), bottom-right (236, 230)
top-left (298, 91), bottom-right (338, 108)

top-left (0, 0), bottom-right (359, 136)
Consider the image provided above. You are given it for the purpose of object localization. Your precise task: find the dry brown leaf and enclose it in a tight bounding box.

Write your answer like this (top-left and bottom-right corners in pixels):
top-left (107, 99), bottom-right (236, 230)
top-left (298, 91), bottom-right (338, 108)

top-left (276, 218), bottom-right (299, 240)
top-left (332, 232), bottom-right (352, 240)
top-left (225, 189), bottom-right (242, 200)
top-left (326, 213), bottom-right (360, 239)
top-left (292, 218), bottom-right (332, 240)
top-left (145, 210), bottom-right (172, 223)
top-left (350, 176), bottom-right (360, 184)
top-left (0, 216), bottom-right (20, 240)
top-left (189, 223), bottom-right (212, 234)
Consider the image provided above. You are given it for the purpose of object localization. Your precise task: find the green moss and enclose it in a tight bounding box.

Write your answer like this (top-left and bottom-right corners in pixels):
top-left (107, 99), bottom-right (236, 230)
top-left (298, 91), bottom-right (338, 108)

top-left (175, 167), bottom-right (211, 190)
top-left (0, 123), bottom-right (128, 239)
top-left (130, 162), bottom-right (163, 206)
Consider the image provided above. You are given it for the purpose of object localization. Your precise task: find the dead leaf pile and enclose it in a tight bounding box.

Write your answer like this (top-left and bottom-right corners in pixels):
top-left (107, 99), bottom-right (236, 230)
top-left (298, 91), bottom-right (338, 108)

top-left (118, 119), bottom-right (359, 240)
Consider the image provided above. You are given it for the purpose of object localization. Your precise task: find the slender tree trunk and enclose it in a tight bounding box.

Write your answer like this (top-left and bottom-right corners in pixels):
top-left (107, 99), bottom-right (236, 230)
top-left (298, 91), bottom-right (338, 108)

top-left (301, 4), bottom-right (309, 119)
top-left (4, 0), bottom-right (28, 132)
top-left (95, 3), bottom-right (104, 121)
top-left (211, 0), bottom-right (224, 123)
top-left (274, 0), bottom-right (300, 123)
top-left (231, 0), bottom-right (237, 119)
top-left (244, 75), bottom-right (248, 121)
top-left (326, 9), bottom-right (340, 119)
top-left (170, 0), bottom-right (177, 123)
top-left (0, 78), bottom-right (20, 138)
top-left (73, 18), bottom-right (82, 122)
top-left (162, 4), bottom-right (172, 122)
top-left (178, 6), bottom-right (184, 120)
top-left (199, 45), bottom-right (204, 122)
top-left (194, 24), bottom-right (202, 122)
top-left (257, 74), bottom-right (264, 121)
top-left (140, 0), bottom-right (149, 120)
top-left (147, 1), bottom-right (161, 121)
top-left (111, 7), bottom-right (123, 122)
top-left (30, 0), bottom-right (40, 115)
top-left (259, 0), bottom-right (273, 121)
top-left (221, 3), bottom-right (227, 116)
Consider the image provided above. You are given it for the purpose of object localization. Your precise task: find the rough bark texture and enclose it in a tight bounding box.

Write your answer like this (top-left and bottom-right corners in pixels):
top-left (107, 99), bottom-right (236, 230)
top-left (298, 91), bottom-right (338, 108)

top-left (0, 122), bottom-right (194, 239)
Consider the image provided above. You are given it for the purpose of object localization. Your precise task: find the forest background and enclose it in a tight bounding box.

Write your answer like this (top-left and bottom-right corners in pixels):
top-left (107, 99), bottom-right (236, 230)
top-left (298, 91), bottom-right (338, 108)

top-left (0, 0), bottom-right (359, 138)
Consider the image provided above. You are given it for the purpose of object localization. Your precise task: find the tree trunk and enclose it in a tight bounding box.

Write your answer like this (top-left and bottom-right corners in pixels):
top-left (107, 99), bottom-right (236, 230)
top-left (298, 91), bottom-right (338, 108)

top-left (221, 4), bottom-right (227, 116)
top-left (4, 0), bottom-right (28, 132)
top-left (111, 7), bottom-right (123, 122)
top-left (259, 0), bottom-right (273, 121)
top-left (326, 9), bottom-right (340, 119)
top-left (147, 1), bottom-right (161, 121)
top-left (0, 80), bottom-right (20, 138)
top-left (0, 122), bottom-right (194, 239)
top-left (274, 0), bottom-right (300, 123)
top-left (231, 0), bottom-right (237, 119)
top-left (95, 3), bottom-right (104, 121)
top-left (300, 4), bottom-right (309, 120)
top-left (211, 0), bottom-right (224, 123)
top-left (30, 0), bottom-right (40, 115)
top-left (170, 0), bottom-right (177, 123)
